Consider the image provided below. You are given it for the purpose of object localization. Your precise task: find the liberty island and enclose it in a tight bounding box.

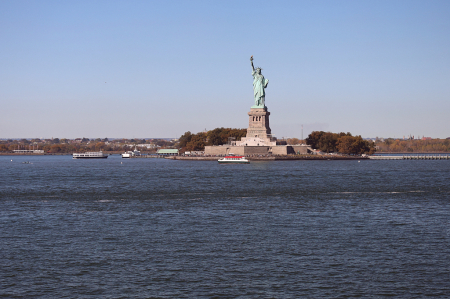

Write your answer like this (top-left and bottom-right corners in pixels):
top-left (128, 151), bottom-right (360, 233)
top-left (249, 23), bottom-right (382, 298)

top-left (205, 56), bottom-right (311, 156)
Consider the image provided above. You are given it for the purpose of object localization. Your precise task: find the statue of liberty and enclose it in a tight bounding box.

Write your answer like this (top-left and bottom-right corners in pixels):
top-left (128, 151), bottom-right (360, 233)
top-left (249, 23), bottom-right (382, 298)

top-left (250, 56), bottom-right (269, 108)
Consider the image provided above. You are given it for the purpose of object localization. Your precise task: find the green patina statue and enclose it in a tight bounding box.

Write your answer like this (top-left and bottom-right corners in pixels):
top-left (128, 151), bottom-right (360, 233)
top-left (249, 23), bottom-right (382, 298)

top-left (250, 56), bottom-right (269, 108)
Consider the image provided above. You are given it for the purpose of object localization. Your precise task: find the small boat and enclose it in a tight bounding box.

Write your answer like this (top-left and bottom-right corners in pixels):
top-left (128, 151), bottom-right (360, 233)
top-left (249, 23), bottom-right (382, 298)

top-left (122, 151), bottom-right (132, 158)
top-left (73, 151), bottom-right (108, 159)
top-left (122, 146), bottom-right (141, 158)
top-left (218, 154), bottom-right (250, 164)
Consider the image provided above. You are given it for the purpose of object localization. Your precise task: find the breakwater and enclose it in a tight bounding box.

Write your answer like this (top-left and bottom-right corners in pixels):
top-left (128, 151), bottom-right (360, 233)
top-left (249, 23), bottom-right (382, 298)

top-left (369, 155), bottom-right (450, 160)
top-left (165, 155), bottom-right (366, 161)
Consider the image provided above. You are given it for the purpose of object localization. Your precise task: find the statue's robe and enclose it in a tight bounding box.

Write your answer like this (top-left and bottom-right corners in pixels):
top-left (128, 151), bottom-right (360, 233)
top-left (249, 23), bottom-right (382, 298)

top-left (252, 70), bottom-right (269, 106)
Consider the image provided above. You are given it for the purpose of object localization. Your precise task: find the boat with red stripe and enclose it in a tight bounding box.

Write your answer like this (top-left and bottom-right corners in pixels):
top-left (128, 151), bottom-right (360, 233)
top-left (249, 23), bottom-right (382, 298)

top-left (218, 154), bottom-right (250, 164)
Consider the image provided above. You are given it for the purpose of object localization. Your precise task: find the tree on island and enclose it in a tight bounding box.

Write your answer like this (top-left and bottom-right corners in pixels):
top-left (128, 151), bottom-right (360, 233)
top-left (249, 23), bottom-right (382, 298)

top-left (337, 135), bottom-right (375, 155)
top-left (206, 128), bottom-right (247, 146)
top-left (178, 128), bottom-right (247, 151)
top-left (306, 131), bottom-right (376, 155)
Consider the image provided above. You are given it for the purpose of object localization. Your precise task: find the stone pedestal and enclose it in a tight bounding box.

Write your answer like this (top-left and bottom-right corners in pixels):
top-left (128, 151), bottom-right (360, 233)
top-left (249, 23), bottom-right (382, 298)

top-left (237, 107), bottom-right (277, 146)
top-left (247, 107), bottom-right (271, 138)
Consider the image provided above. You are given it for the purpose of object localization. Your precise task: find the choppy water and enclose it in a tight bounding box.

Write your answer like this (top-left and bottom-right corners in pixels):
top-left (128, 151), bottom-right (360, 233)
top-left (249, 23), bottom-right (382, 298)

top-left (1, 155), bottom-right (450, 298)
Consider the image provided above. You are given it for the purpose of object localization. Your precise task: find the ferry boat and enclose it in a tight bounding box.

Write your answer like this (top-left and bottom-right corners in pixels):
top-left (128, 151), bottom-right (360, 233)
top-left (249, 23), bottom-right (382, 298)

top-left (73, 151), bottom-right (108, 159)
top-left (218, 154), bottom-right (250, 164)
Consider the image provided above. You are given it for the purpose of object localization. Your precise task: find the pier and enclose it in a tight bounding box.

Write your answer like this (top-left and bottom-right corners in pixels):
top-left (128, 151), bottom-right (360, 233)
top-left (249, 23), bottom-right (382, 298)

top-left (369, 155), bottom-right (449, 160)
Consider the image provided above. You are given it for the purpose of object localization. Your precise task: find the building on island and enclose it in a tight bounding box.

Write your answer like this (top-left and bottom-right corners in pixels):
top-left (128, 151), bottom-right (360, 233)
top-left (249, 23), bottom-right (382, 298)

top-left (157, 149), bottom-right (179, 156)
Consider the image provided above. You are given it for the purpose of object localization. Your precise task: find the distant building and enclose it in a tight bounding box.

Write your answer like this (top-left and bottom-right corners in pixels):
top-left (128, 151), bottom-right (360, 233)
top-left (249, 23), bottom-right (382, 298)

top-left (157, 149), bottom-right (179, 156)
top-left (185, 151), bottom-right (204, 155)
top-left (136, 144), bottom-right (157, 149)
top-left (13, 150), bottom-right (44, 154)
top-left (422, 137), bottom-right (432, 140)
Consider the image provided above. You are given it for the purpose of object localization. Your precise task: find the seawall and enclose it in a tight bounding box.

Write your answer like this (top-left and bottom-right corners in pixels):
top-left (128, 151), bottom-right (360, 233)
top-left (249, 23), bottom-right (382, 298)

top-left (165, 155), bottom-right (367, 161)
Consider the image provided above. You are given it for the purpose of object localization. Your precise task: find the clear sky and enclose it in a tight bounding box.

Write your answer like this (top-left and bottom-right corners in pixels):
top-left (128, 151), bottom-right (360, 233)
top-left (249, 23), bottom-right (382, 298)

top-left (1, 0), bottom-right (449, 139)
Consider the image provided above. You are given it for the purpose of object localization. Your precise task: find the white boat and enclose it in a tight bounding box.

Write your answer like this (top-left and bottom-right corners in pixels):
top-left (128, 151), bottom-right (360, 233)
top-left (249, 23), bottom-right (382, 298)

top-left (122, 146), bottom-right (141, 158)
top-left (73, 151), bottom-right (108, 159)
top-left (122, 152), bottom-right (132, 158)
top-left (218, 154), bottom-right (250, 164)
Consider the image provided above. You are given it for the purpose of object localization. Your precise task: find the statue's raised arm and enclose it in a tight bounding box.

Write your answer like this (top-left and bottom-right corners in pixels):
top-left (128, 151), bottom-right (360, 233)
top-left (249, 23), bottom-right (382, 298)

top-left (250, 56), bottom-right (255, 71)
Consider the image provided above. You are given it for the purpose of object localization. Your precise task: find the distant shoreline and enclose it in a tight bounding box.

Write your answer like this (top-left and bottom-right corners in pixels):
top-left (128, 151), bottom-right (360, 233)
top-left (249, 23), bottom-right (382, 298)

top-left (1, 151), bottom-right (449, 158)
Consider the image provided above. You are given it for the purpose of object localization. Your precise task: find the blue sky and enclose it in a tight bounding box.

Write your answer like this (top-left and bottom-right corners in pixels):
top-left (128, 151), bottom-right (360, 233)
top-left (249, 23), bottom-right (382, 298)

top-left (1, 0), bottom-right (449, 139)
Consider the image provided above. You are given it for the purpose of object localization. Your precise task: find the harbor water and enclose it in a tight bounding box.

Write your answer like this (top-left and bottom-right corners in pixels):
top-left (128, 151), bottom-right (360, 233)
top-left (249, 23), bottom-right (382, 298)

top-left (1, 155), bottom-right (450, 298)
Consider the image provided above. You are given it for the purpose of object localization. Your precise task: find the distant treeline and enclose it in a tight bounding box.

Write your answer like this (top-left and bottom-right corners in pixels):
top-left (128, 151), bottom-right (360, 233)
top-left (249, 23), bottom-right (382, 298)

top-left (4, 133), bottom-right (448, 154)
top-left (179, 128), bottom-right (247, 151)
top-left (306, 131), bottom-right (376, 155)
top-left (0, 138), bottom-right (176, 153)
top-left (376, 138), bottom-right (450, 152)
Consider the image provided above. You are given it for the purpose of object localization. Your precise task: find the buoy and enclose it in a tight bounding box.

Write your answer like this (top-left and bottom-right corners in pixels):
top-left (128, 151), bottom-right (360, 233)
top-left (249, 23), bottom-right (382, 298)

top-left (11, 159), bottom-right (13, 161)
top-left (121, 162), bottom-right (122, 164)
top-left (358, 161), bottom-right (360, 163)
